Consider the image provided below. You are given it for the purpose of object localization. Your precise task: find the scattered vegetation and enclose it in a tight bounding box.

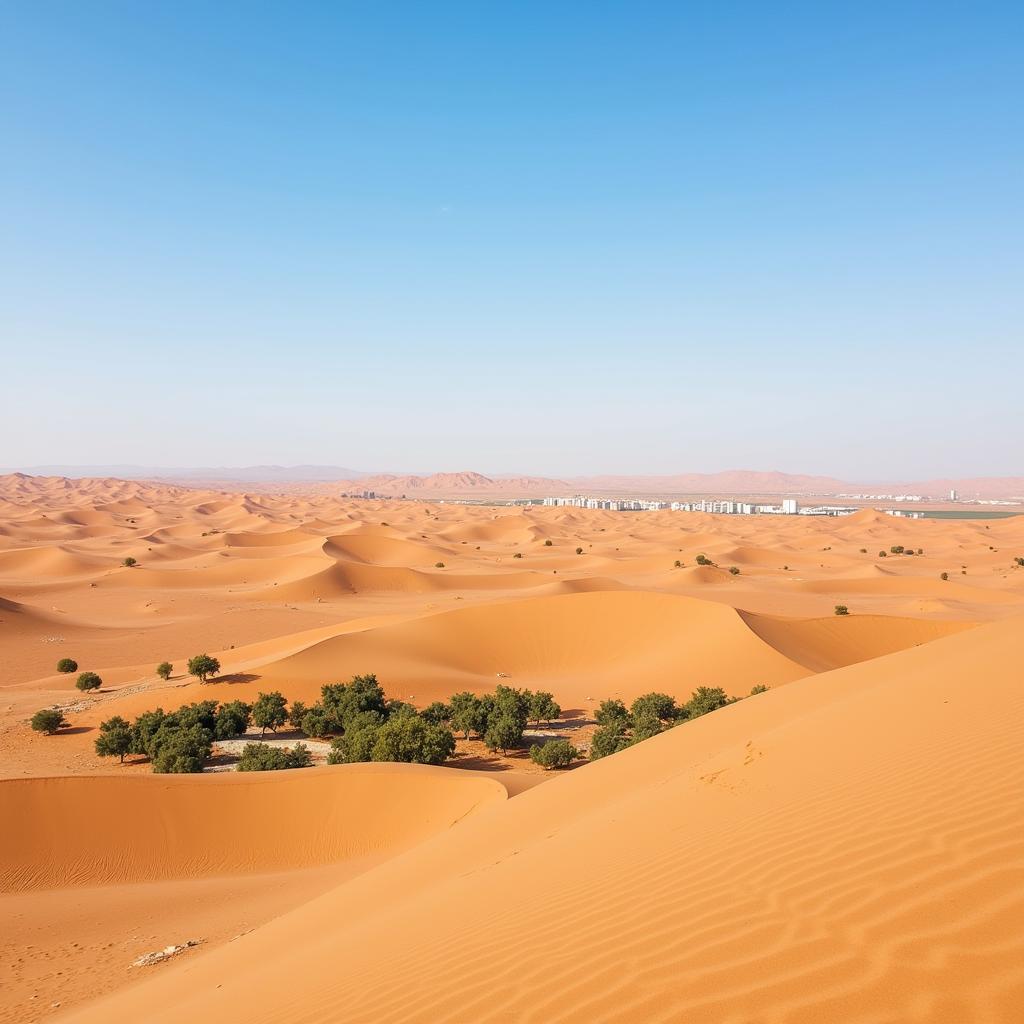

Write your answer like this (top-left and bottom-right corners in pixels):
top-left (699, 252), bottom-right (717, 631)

top-left (237, 742), bottom-right (312, 771)
top-left (94, 716), bottom-right (133, 762)
top-left (695, 553), bottom-right (713, 566)
top-left (589, 687), bottom-right (737, 761)
top-left (31, 708), bottom-right (67, 735)
top-left (728, 566), bottom-right (740, 575)
top-left (156, 661), bottom-right (173, 680)
top-left (187, 653), bottom-right (221, 683)
top-left (513, 551), bottom-right (523, 558)
top-left (834, 604), bottom-right (850, 616)
top-left (122, 556), bottom-right (137, 567)
top-left (76, 671), bottom-right (102, 692)
top-left (529, 739), bottom-right (579, 769)
top-left (544, 539), bottom-right (553, 546)
top-left (435, 561), bottom-right (445, 568)
top-left (575, 547), bottom-right (584, 555)
top-left (252, 691), bottom-right (288, 738)
top-left (940, 571), bottom-right (949, 580)
top-left (56, 658), bottom-right (78, 674)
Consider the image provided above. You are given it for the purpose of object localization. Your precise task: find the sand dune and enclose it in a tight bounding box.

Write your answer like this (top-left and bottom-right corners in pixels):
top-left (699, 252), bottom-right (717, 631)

top-left (57, 614), bottom-right (1024, 1024)
top-left (3, 474), bottom-right (1024, 1023)
top-left (0, 764), bottom-right (505, 891)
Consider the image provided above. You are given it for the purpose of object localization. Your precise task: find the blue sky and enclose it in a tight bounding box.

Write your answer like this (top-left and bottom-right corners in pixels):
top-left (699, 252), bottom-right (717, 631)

top-left (1, 1), bottom-right (1021, 477)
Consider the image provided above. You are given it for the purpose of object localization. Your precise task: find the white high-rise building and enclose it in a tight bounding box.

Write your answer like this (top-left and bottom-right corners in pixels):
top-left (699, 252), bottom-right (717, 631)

top-left (949, 489), bottom-right (958, 501)
top-left (782, 498), bottom-right (799, 515)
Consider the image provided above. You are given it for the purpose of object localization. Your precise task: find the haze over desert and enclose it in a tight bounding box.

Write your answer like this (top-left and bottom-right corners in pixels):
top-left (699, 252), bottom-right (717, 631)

top-left (3, 2), bottom-right (1024, 1022)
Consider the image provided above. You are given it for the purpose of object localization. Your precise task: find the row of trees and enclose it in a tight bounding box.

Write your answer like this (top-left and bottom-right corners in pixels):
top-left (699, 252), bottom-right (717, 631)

top-left (589, 685), bottom-right (766, 759)
top-left (93, 692), bottom-right (290, 772)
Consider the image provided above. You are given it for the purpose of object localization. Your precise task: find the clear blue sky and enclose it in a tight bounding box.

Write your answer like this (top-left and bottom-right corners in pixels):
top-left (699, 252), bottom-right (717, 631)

top-left (1, 1), bottom-right (1021, 478)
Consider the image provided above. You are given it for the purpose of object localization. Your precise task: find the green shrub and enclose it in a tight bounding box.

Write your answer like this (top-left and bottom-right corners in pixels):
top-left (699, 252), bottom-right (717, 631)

top-left (484, 713), bottom-right (523, 753)
top-left (156, 661), bottom-right (173, 680)
top-left (421, 701), bottom-right (452, 725)
top-left (544, 539), bottom-right (553, 546)
top-left (76, 671), bottom-right (102, 692)
top-left (434, 561), bottom-right (445, 568)
top-left (630, 692), bottom-right (678, 724)
top-left (683, 686), bottom-right (730, 719)
top-left (595, 698), bottom-right (629, 727)
top-left (589, 722), bottom-right (631, 760)
top-left (31, 708), bottom-right (66, 735)
top-left (728, 566), bottom-right (740, 575)
top-left (513, 552), bottom-right (523, 559)
top-left (940, 571), bottom-right (949, 581)
top-left (449, 691), bottom-right (485, 739)
top-left (252, 691), bottom-right (288, 738)
top-left (215, 700), bottom-right (251, 739)
top-left (122, 556), bottom-right (137, 567)
top-left (187, 653), bottom-right (220, 683)
top-left (95, 716), bottom-right (132, 762)
top-left (237, 742), bottom-right (312, 771)
top-left (529, 739), bottom-right (579, 769)
top-left (527, 690), bottom-right (560, 725)
top-left (834, 604), bottom-right (850, 616)
top-left (56, 658), bottom-right (78, 674)
top-left (150, 724), bottom-right (212, 773)
top-left (750, 684), bottom-right (769, 695)
top-left (695, 553), bottom-right (713, 566)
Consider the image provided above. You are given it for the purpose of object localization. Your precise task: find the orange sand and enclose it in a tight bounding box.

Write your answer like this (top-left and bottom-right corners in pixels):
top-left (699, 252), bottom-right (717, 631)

top-left (1, 474), bottom-right (1022, 1023)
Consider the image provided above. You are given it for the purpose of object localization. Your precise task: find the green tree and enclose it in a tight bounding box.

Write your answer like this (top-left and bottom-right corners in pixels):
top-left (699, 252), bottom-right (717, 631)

top-left (122, 556), bottom-right (137, 567)
top-left (684, 686), bottom-right (730, 719)
top-left (631, 713), bottom-right (664, 742)
top-left (320, 674), bottom-right (388, 733)
top-left (56, 658), bottom-right (78, 674)
top-left (529, 739), bottom-right (579, 769)
top-left (156, 661), bottom-right (173, 680)
top-left (215, 700), bottom-right (251, 739)
top-left (371, 714), bottom-right (455, 765)
top-left (31, 708), bottom-right (66, 735)
top-left (76, 671), bottom-right (102, 692)
top-left (595, 698), bottom-right (629, 727)
top-left (528, 690), bottom-right (560, 725)
top-left (329, 722), bottom-right (380, 763)
top-left (421, 700), bottom-right (452, 725)
top-left (834, 604), bottom-right (850, 616)
top-left (484, 713), bottom-right (523, 753)
top-left (300, 706), bottom-right (331, 738)
top-left (150, 723), bottom-right (212, 773)
top-left (750, 684), bottom-right (769, 695)
top-left (95, 716), bottom-right (133, 762)
top-left (130, 708), bottom-right (167, 757)
top-left (252, 691), bottom-right (288, 738)
top-left (630, 692), bottom-right (677, 724)
top-left (449, 691), bottom-right (486, 739)
top-left (589, 722), bottom-right (630, 760)
top-left (187, 654), bottom-right (221, 683)
top-left (237, 742), bottom-right (312, 771)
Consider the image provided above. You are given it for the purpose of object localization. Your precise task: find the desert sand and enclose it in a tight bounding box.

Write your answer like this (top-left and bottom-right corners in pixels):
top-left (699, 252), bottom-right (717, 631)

top-left (1, 473), bottom-right (1023, 1022)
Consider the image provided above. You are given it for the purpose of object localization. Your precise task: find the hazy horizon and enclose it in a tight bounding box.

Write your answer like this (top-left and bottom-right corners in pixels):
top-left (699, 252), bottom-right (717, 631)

top-left (2, 3), bottom-right (1021, 477)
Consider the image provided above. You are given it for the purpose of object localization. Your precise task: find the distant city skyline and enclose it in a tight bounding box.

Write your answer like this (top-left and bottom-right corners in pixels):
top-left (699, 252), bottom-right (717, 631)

top-left (1, 3), bottom-right (1021, 477)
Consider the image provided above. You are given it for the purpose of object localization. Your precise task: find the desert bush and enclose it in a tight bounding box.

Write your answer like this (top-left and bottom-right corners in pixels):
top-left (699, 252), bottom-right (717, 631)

top-left (421, 701), bottom-right (452, 725)
top-left (595, 698), bottom-right (629, 727)
top-left (630, 692), bottom-right (678, 724)
top-left (76, 671), bottom-right (102, 692)
top-left (150, 723), bottom-right (212, 773)
top-left (484, 713), bottom-right (523, 753)
top-left (728, 566), bottom-right (740, 575)
top-left (449, 691), bottom-right (486, 738)
top-left (834, 604), bottom-right (850, 616)
top-left (528, 690), bottom-right (560, 725)
top-left (130, 708), bottom-right (168, 757)
top-left (750, 684), bottom-right (769, 695)
top-left (513, 552), bottom-right (523, 559)
top-left (122, 556), bottom-right (137, 567)
top-left (683, 686), bottom-right (730, 719)
top-left (252, 691), bottom-right (288, 738)
top-left (435, 561), bottom-right (445, 568)
top-left (674, 559), bottom-right (682, 568)
top-left (156, 661), bottom-right (173, 680)
top-left (695, 553), bottom-right (713, 566)
top-left (878, 550), bottom-right (887, 557)
top-left (237, 742), bottom-right (312, 771)
top-left (56, 658), bottom-right (78, 674)
top-left (95, 716), bottom-right (133, 762)
top-left (215, 700), bottom-right (251, 739)
top-left (589, 722), bottom-right (631, 760)
top-left (187, 653), bottom-right (220, 683)
top-left (31, 708), bottom-right (66, 735)
top-left (575, 547), bottom-right (584, 555)
top-left (544, 539), bottom-right (553, 546)
top-left (940, 571), bottom-right (949, 580)
top-left (529, 739), bottom-right (579, 769)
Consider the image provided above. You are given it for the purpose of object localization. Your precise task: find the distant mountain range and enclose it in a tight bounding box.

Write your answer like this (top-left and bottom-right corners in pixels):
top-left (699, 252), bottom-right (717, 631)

top-left (4, 464), bottom-right (370, 483)
top-left (5, 466), bottom-right (1023, 499)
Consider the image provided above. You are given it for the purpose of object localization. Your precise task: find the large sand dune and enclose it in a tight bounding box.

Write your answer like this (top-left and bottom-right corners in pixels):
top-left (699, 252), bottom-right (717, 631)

top-left (1, 474), bottom-right (1023, 1022)
top-left (54, 615), bottom-right (1024, 1024)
